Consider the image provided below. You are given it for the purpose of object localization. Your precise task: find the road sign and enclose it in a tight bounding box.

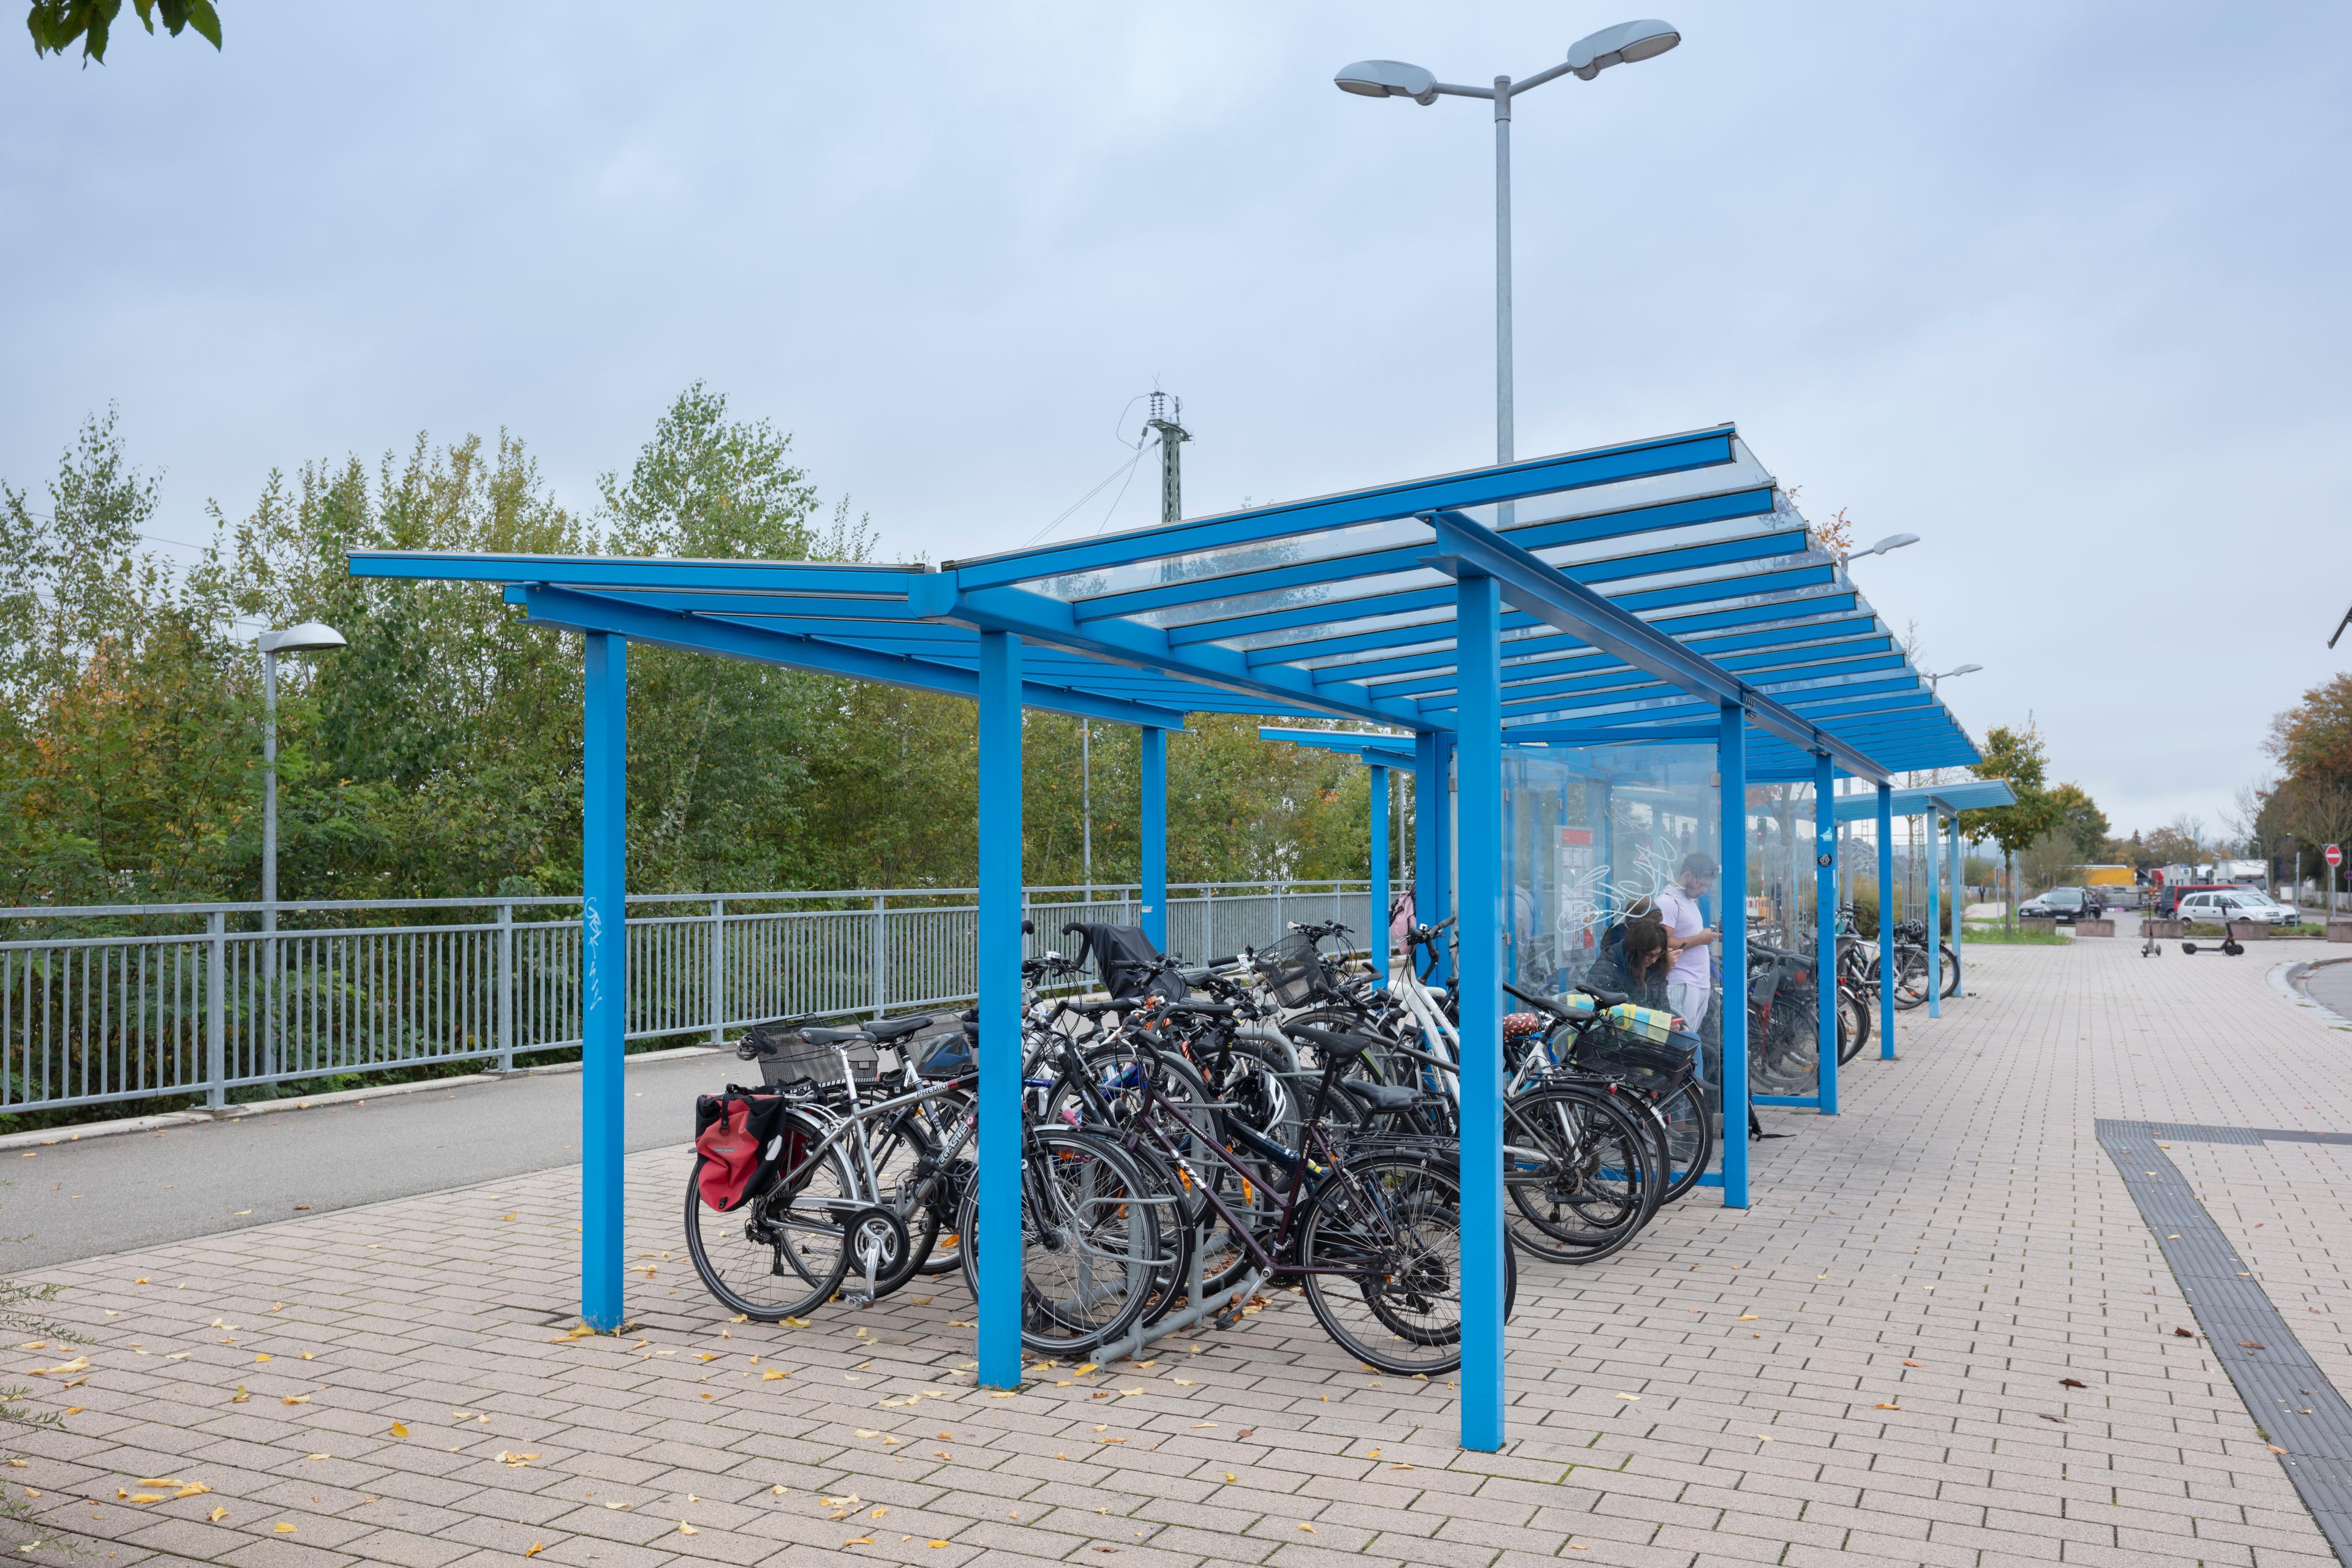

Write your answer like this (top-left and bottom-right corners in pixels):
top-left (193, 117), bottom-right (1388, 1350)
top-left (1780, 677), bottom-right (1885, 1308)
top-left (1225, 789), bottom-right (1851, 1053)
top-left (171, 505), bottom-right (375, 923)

top-left (2329, 843), bottom-right (2343, 869)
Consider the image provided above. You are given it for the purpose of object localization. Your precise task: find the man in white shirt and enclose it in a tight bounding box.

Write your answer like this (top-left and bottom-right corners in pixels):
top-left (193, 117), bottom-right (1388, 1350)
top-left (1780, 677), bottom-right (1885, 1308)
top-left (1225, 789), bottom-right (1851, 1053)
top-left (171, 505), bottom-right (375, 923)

top-left (1654, 852), bottom-right (1721, 1032)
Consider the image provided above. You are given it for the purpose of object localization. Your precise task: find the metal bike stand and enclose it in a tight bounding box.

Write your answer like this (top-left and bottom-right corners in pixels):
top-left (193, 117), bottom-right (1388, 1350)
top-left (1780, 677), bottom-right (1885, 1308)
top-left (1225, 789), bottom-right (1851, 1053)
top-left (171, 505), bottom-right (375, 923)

top-left (1089, 1215), bottom-right (1266, 1365)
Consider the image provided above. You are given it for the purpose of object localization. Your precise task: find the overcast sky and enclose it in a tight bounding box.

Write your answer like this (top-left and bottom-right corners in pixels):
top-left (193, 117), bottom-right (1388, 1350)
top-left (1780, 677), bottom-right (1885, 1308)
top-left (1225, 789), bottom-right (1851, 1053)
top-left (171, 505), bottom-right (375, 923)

top-left (5, 2), bottom-right (2345, 838)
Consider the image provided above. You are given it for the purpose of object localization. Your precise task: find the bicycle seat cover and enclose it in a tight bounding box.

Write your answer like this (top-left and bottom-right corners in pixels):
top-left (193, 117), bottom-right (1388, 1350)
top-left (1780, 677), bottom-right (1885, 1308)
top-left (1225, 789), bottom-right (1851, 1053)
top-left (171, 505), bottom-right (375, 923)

top-left (1343, 1079), bottom-right (1423, 1112)
top-left (801, 1026), bottom-right (868, 1045)
top-left (1283, 1022), bottom-right (1380, 1061)
top-left (864, 1015), bottom-right (929, 1044)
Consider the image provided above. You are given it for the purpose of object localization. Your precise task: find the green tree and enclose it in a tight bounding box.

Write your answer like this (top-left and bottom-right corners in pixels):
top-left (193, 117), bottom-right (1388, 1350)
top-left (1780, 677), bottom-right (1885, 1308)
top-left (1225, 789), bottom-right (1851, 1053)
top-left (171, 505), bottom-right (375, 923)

top-left (1960, 722), bottom-right (2060, 930)
top-left (2045, 782), bottom-right (2108, 859)
top-left (27, 0), bottom-right (217, 62)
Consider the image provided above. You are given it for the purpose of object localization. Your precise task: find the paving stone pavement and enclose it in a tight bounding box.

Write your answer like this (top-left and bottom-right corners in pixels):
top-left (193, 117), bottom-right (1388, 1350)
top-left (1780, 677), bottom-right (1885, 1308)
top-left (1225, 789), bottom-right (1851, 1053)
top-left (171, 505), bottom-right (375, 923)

top-left (11, 933), bottom-right (2352, 1568)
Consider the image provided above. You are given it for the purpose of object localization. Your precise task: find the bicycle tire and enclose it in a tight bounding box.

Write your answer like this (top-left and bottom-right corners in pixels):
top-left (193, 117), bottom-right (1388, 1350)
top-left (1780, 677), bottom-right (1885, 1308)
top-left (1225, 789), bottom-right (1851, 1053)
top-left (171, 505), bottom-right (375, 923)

top-left (1297, 1150), bottom-right (1515, 1376)
top-left (1652, 1078), bottom-right (1713, 1203)
top-left (684, 1137), bottom-right (855, 1322)
top-left (954, 1125), bottom-right (1167, 1357)
top-left (1499, 1086), bottom-right (1657, 1264)
top-left (1837, 989), bottom-right (1868, 1065)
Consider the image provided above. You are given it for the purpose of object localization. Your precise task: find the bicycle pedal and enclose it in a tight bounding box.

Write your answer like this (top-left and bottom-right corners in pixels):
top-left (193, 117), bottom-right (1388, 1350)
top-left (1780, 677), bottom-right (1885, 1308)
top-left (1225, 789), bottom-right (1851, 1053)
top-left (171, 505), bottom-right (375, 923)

top-left (845, 1290), bottom-right (875, 1309)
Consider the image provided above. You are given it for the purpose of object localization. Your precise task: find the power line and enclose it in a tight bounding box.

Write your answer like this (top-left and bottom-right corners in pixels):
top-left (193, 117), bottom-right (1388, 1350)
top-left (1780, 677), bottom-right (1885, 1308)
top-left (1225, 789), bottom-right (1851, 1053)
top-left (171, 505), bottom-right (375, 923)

top-left (1022, 442), bottom-right (1150, 548)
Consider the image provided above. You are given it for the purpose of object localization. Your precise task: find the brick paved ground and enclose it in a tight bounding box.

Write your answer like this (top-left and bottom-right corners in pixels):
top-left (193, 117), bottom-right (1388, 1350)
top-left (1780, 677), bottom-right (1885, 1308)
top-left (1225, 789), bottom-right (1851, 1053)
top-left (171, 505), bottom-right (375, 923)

top-left (13, 935), bottom-right (2352, 1568)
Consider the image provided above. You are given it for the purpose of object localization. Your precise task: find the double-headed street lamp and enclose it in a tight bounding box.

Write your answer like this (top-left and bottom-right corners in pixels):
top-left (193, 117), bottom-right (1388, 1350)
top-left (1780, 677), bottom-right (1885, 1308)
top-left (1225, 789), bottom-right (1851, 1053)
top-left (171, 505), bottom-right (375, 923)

top-left (1336, 19), bottom-right (1682, 468)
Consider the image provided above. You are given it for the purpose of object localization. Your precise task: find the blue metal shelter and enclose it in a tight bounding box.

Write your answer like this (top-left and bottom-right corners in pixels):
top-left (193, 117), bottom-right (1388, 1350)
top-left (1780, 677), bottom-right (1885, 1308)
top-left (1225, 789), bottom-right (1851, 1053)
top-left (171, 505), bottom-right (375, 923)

top-left (350, 421), bottom-right (1979, 1453)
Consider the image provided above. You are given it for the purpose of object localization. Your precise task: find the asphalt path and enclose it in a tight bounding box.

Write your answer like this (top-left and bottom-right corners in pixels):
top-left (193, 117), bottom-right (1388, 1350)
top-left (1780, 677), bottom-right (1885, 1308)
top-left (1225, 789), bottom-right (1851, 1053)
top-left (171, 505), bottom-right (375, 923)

top-left (0, 1051), bottom-right (745, 1270)
top-left (2304, 958), bottom-right (2352, 1020)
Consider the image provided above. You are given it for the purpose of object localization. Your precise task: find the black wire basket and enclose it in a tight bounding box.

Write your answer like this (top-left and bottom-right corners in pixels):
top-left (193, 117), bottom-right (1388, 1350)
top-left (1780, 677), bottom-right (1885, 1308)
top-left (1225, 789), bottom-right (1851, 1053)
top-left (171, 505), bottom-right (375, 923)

top-left (1254, 930), bottom-right (1329, 1009)
top-left (739, 1021), bottom-right (879, 1096)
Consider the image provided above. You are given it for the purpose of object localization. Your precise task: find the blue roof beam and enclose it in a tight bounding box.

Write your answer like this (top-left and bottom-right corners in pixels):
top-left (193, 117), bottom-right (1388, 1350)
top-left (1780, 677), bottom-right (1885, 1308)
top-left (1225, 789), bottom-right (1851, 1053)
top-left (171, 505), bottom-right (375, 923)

top-left (507, 586), bottom-right (1192, 731)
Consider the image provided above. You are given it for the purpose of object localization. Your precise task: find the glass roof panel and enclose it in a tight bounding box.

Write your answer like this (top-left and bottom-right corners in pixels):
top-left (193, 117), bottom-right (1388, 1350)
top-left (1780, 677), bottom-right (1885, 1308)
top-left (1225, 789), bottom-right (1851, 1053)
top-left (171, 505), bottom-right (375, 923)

top-left (1020, 442), bottom-right (1776, 605)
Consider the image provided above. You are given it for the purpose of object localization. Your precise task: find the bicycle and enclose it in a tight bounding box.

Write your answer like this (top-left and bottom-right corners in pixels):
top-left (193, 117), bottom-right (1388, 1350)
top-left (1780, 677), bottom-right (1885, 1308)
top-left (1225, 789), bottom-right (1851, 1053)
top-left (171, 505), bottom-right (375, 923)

top-left (1041, 1006), bottom-right (1516, 1375)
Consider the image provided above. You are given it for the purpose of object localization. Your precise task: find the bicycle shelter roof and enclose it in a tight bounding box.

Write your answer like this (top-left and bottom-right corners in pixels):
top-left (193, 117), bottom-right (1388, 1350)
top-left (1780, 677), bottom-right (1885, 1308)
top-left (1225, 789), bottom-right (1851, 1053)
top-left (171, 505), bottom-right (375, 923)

top-left (350, 424), bottom-right (1979, 783)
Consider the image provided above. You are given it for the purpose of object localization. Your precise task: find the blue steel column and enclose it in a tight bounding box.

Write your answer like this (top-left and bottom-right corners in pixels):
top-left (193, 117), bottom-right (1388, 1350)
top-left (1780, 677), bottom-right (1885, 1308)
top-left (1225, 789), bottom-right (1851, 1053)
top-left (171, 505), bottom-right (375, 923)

top-left (976, 630), bottom-right (1023, 1388)
top-left (1437, 733), bottom-right (1457, 981)
top-left (1716, 703), bottom-right (1749, 1209)
top-left (1814, 753), bottom-right (1838, 1116)
top-left (580, 631), bottom-right (627, 1331)
top-left (1877, 783), bottom-right (1896, 1060)
top-left (1453, 573), bottom-right (1507, 1453)
top-left (1139, 727), bottom-right (1168, 951)
top-left (1948, 812), bottom-right (1964, 999)
top-left (1370, 764), bottom-right (1391, 981)
top-left (1924, 805), bottom-right (1942, 1020)
top-left (1415, 732), bottom-right (1442, 950)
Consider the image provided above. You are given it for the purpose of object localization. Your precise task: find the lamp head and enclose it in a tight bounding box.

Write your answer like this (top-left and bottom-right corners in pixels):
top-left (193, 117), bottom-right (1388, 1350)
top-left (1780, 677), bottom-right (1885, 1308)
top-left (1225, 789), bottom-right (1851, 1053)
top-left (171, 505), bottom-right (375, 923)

top-left (1566, 19), bottom-right (1681, 81)
top-left (1334, 59), bottom-right (1439, 105)
top-left (1945, 663), bottom-right (1983, 678)
top-left (258, 620), bottom-right (349, 656)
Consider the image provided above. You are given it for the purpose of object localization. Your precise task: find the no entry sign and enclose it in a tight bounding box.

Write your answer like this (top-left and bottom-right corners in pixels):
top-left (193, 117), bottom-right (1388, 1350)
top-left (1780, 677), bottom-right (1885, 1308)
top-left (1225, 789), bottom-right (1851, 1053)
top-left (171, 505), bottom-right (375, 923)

top-left (2329, 843), bottom-right (2343, 869)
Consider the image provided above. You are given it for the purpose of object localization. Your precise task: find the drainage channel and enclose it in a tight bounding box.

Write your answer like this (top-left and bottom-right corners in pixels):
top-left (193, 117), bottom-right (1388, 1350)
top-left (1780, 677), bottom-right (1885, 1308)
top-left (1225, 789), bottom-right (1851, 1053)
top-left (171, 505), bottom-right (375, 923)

top-left (2097, 1119), bottom-right (2352, 1564)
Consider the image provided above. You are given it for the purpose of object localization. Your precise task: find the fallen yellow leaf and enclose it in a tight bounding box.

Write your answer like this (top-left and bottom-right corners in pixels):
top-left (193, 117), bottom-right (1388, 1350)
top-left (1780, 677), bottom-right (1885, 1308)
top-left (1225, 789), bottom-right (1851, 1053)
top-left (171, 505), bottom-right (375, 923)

top-left (677, 1521), bottom-right (699, 1537)
top-left (175, 1483), bottom-right (210, 1499)
top-left (929, 1540), bottom-right (949, 1548)
top-left (274, 1522), bottom-right (297, 1534)
top-left (845, 1537), bottom-right (873, 1547)
top-left (127, 1493), bottom-right (168, 1504)
top-left (1223, 1472), bottom-right (1236, 1483)
top-left (208, 1507), bottom-right (227, 1522)
top-left (763, 1368), bottom-right (786, 1381)
top-left (855, 1428), bottom-right (880, 1438)
top-left (390, 1422), bottom-right (409, 1438)
top-left (282, 1395), bottom-right (309, 1406)
top-left (524, 1545), bottom-right (543, 1559)
top-left (230, 1386), bottom-right (249, 1403)
top-left (28, 1358), bottom-right (87, 1378)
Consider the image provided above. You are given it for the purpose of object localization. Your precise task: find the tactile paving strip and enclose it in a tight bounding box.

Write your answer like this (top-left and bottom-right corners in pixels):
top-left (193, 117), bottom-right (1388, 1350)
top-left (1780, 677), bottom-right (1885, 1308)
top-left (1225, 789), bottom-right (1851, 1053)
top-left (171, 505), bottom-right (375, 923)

top-left (2100, 1120), bottom-right (2352, 1563)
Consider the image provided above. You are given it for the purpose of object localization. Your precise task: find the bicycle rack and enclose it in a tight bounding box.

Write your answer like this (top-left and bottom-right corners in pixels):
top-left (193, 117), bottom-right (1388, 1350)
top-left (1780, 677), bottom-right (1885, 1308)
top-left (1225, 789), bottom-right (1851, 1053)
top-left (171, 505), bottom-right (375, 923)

top-left (1088, 1212), bottom-right (1266, 1366)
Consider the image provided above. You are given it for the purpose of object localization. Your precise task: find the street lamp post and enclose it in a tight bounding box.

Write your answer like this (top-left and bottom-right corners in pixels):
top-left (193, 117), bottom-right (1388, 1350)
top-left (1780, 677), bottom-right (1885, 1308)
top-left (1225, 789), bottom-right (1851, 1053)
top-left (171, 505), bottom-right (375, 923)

top-left (1924, 663), bottom-right (1982, 694)
top-left (1336, 19), bottom-right (1682, 468)
top-left (257, 622), bottom-right (347, 1077)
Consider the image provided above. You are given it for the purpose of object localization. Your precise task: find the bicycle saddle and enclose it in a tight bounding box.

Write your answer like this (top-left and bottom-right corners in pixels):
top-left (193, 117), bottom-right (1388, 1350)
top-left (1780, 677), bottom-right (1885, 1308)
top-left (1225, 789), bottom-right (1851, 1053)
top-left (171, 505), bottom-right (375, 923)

top-left (862, 1015), bottom-right (930, 1044)
top-left (1282, 1022), bottom-right (1381, 1061)
top-left (1577, 985), bottom-right (1630, 1006)
top-left (801, 1026), bottom-right (870, 1046)
top-left (1341, 1079), bottom-right (1423, 1111)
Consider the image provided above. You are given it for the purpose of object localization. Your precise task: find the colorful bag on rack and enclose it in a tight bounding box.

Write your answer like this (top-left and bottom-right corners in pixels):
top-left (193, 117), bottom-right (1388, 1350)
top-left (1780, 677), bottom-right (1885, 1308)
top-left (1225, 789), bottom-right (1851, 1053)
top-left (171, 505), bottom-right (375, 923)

top-left (1602, 1002), bottom-right (1676, 1045)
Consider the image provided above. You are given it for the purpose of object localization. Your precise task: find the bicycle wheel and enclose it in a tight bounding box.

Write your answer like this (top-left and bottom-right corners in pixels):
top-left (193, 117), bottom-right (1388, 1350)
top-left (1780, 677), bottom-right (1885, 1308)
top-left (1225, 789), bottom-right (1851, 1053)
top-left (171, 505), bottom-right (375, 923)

top-left (1500, 1086), bottom-right (1657, 1264)
top-left (956, 1126), bottom-right (1168, 1356)
top-left (1297, 1150), bottom-right (1515, 1376)
top-left (1879, 946), bottom-right (1931, 1011)
top-left (685, 1131), bottom-right (855, 1322)
top-left (863, 1107), bottom-right (947, 1297)
top-left (1653, 1079), bottom-right (1713, 1204)
top-left (1939, 943), bottom-right (1960, 998)
top-left (1837, 990), bottom-right (1868, 1065)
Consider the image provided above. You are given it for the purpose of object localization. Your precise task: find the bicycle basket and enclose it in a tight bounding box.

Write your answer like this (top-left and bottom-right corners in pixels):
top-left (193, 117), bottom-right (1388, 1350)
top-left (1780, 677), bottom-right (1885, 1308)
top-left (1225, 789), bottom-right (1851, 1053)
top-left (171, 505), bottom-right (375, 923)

top-left (1254, 930), bottom-right (1329, 1009)
top-left (740, 1020), bottom-right (878, 1095)
top-left (1566, 1030), bottom-right (1694, 1096)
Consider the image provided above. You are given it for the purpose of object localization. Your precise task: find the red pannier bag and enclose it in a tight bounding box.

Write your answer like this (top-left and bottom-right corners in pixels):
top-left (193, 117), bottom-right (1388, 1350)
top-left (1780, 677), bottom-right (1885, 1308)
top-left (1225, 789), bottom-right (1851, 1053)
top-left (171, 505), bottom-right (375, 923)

top-left (692, 1090), bottom-right (795, 1212)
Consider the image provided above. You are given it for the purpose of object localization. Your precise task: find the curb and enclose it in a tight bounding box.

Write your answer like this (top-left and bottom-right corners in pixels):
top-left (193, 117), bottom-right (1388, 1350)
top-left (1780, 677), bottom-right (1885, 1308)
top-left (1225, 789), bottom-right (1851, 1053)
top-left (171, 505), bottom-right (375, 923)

top-left (0, 1044), bottom-right (726, 1153)
top-left (2274, 957), bottom-right (2352, 1032)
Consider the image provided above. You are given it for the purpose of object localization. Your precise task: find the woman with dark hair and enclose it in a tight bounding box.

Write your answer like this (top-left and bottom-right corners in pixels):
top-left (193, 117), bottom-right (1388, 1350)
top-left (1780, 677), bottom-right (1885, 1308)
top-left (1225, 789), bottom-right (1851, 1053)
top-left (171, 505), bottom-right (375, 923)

top-left (1580, 913), bottom-right (1671, 1009)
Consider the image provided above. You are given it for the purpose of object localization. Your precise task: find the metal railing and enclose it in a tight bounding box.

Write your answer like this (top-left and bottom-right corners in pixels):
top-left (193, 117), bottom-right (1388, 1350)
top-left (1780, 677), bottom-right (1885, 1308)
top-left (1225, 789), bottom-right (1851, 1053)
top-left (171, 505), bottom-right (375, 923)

top-left (0, 881), bottom-right (1375, 1115)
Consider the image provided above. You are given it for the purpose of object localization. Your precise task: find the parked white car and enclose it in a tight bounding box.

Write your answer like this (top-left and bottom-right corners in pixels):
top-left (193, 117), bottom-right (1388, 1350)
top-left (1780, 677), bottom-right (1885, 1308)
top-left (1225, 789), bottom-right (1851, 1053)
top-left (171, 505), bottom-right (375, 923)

top-left (2176, 889), bottom-right (2298, 926)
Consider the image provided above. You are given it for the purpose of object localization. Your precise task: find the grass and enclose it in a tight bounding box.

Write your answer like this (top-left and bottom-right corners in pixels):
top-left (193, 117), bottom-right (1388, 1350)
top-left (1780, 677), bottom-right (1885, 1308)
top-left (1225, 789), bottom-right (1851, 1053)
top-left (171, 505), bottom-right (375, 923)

top-left (1961, 923), bottom-right (2070, 946)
